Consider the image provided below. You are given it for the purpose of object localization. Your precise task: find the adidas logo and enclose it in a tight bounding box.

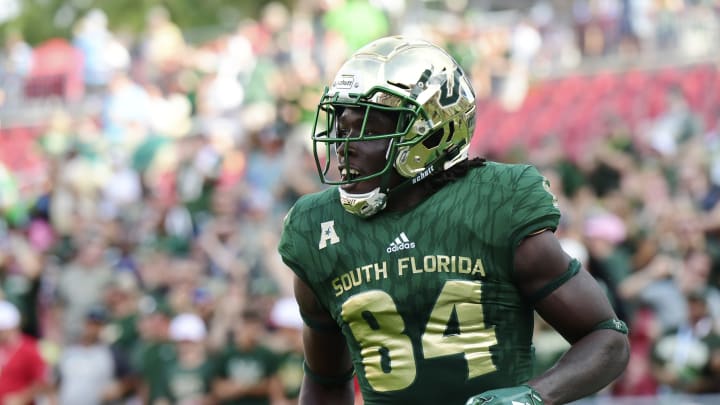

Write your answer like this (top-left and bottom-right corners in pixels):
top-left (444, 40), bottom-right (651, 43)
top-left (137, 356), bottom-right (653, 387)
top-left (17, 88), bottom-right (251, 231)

top-left (386, 232), bottom-right (416, 253)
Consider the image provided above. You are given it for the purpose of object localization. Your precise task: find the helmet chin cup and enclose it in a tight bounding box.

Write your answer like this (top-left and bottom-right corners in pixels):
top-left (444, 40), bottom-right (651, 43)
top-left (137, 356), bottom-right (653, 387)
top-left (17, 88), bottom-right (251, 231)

top-left (338, 187), bottom-right (387, 218)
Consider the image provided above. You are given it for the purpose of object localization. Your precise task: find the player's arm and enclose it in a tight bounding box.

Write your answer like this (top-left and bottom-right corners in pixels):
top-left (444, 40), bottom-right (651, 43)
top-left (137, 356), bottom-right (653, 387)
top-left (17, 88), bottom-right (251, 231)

top-left (516, 230), bottom-right (630, 405)
top-left (294, 275), bottom-right (355, 405)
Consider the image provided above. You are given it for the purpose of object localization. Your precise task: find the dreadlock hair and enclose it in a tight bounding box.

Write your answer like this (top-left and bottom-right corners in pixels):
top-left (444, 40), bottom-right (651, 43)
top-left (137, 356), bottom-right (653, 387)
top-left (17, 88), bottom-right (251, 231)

top-left (424, 157), bottom-right (487, 194)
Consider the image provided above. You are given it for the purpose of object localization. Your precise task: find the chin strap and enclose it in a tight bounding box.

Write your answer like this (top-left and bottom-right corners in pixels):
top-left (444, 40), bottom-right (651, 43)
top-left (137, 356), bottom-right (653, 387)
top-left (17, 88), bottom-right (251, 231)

top-left (387, 146), bottom-right (468, 200)
top-left (338, 148), bottom-right (398, 218)
top-left (339, 145), bottom-right (469, 218)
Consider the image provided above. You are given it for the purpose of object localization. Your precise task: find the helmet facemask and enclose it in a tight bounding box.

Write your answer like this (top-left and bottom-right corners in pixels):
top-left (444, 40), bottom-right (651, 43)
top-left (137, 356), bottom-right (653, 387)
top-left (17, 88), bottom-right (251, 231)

top-left (312, 87), bottom-right (423, 187)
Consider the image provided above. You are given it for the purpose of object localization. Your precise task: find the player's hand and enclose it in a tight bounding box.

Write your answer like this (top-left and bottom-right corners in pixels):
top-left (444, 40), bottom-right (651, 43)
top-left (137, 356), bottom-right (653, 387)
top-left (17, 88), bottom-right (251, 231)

top-left (465, 385), bottom-right (544, 405)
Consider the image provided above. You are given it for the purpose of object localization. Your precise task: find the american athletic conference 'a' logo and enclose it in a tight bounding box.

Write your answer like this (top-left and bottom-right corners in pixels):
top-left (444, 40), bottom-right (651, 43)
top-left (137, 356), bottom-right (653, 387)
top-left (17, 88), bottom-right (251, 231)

top-left (319, 220), bottom-right (340, 249)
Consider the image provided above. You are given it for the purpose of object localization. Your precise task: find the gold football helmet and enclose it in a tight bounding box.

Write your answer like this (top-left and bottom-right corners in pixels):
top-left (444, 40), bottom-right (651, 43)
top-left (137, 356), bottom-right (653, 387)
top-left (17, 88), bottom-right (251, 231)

top-left (312, 36), bottom-right (476, 217)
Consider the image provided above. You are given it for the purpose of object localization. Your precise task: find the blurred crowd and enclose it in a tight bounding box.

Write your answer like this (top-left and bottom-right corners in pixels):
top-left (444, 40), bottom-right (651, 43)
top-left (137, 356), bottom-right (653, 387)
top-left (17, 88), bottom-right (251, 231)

top-left (1, 0), bottom-right (720, 403)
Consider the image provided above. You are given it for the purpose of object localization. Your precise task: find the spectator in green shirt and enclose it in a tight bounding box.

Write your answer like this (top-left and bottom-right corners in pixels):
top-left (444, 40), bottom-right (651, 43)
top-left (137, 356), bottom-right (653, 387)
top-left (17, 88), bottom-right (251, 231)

top-left (212, 308), bottom-right (279, 405)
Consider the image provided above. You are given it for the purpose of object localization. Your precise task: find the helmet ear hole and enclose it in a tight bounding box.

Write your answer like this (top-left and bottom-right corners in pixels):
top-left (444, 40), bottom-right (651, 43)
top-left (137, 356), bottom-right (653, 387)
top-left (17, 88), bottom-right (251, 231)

top-left (422, 127), bottom-right (444, 149)
top-left (445, 121), bottom-right (455, 143)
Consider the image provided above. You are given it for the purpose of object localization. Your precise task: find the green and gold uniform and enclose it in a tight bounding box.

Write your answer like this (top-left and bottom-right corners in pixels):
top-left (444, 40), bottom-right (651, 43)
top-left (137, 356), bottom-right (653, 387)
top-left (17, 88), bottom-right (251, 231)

top-left (279, 163), bottom-right (560, 405)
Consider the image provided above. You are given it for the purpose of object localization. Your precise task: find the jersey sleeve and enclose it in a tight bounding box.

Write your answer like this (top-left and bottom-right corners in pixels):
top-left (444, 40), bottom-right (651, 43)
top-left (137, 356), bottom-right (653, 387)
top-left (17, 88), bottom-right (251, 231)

top-left (278, 205), bottom-right (311, 287)
top-left (508, 165), bottom-right (561, 247)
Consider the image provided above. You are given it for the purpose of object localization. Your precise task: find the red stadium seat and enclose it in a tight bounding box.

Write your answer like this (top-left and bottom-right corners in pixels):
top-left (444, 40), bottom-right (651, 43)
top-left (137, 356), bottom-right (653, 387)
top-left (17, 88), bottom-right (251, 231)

top-left (24, 38), bottom-right (84, 101)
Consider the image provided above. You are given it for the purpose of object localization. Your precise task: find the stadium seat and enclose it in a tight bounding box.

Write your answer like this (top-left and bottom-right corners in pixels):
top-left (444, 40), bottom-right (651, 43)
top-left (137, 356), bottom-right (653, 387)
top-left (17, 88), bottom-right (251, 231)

top-left (24, 38), bottom-right (84, 101)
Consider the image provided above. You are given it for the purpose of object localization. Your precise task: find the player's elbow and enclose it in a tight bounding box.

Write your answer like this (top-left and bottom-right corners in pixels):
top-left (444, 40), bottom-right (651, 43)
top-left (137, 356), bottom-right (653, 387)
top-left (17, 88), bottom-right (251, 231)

top-left (605, 330), bottom-right (631, 378)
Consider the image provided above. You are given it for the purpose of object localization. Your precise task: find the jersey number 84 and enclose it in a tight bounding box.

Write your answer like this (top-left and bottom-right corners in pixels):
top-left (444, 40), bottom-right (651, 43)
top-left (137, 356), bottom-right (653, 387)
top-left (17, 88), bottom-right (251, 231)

top-left (341, 280), bottom-right (499, 391)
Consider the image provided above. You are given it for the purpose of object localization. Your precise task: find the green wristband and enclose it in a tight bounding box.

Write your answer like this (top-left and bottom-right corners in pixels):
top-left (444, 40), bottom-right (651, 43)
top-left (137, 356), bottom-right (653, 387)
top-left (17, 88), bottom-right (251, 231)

top-left (465, 384), bottom-right (544, 405)
top-left (593, 318), bottom-right (629, 335)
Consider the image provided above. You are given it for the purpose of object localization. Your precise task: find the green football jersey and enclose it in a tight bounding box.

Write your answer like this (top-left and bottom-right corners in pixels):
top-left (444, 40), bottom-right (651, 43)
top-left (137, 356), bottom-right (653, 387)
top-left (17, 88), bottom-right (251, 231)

top-left (278, 162), bottom-right (560, 405)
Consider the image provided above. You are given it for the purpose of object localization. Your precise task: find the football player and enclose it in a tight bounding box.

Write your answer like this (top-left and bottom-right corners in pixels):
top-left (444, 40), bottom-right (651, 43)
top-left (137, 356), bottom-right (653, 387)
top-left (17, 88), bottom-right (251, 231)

top-left (278, 36), bottom-right (629, 405)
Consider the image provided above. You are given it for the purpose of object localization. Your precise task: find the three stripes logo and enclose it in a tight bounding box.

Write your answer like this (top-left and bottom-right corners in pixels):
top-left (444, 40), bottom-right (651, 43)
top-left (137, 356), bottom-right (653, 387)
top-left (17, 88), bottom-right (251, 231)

top-left (386, 232), bottom-right (416, 253)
